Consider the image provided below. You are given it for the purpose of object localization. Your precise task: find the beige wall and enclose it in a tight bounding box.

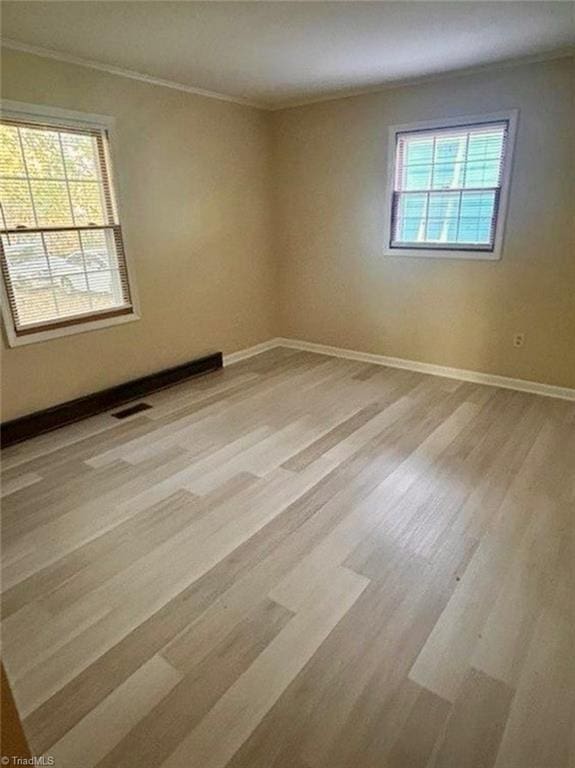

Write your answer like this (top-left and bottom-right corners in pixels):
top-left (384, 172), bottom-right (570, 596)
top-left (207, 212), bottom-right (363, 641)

top-left (272, 57), bottom-right (575, 388)
top-left (1, 53), bottom-right (574, 420)
top-left (1, 49), bottom-right (277, 420)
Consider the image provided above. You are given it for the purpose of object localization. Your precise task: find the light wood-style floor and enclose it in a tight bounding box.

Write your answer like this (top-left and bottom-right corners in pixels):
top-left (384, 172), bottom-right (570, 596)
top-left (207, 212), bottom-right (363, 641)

top-left (1, 348), bottom-right (574, 768)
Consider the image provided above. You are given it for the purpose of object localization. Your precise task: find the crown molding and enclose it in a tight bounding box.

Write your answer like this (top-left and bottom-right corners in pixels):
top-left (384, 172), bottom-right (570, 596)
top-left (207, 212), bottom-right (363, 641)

top-left (269, 46), bottom-right (575, 111)
top-left (0, 38), bottom-right (268, 110)
top-left (2, 37), bottom-right (573, 114)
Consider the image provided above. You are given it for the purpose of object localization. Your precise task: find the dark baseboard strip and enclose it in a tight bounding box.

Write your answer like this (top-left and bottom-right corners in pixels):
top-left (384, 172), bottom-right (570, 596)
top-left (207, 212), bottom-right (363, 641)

top-left (1, 352), bottom-right (223, 448)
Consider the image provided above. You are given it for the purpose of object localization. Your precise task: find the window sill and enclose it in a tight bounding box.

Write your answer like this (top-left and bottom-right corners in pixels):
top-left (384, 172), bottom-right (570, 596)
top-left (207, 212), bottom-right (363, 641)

top-left (383, 247), bottom-right (501, 261)
top-left (3, 310), bottom-right (140, 348)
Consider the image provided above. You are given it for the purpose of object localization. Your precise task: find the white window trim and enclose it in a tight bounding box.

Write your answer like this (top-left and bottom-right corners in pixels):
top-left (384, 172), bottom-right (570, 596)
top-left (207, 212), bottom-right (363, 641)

top-left (0, 100), bottom-right (140, 347)
top-left (382, 109), bottom-right (519, 261)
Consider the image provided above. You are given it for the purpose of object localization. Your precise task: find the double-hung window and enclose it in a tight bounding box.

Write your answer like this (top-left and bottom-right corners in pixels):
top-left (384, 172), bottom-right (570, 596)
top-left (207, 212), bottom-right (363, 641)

top-left (384, 111), bottom-right (518, 259)
top-left (0, 102), bottom-right (137, 346)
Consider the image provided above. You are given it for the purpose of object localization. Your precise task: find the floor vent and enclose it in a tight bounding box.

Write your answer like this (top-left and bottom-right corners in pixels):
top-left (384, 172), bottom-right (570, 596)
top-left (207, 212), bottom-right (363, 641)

top-left (112, 402), bottom-right (153, 419)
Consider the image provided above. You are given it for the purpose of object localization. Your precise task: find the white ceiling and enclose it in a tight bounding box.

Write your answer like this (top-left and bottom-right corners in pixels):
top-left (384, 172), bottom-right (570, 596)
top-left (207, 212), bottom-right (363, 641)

top-left (2, 2), bottom-right (574, 109)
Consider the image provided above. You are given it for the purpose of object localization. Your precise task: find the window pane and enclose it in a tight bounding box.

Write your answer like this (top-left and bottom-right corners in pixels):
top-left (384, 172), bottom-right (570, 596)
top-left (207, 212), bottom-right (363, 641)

top-left (86, 269), bottom-right (125, 308)
top-left (399, 136), bottom-right (433, 190)
top-left (81, 229), bottom-right (118, 270)
top-left (0, 179), bottom-right (36, 228)
top-left (426, 218), bottom-right (459, 243)
top-left (432, 162), bottom-right (467, 190)
top-left (458, 190), bottom-right (496, 244)
top-left (30, 180), bottom-right (73, 227)
top-left (55, 274), bottom-right (92, 316)
top-left (13, 281), bottom-right (59, 326)
top-left (426, 192), bottom-right (460, 243)
top-left (404, 137), bottom-right (433, 166)
top-left (20, 128), bottom-right (65, 179)
top-left (427, 191), bottom-right (460, 220)
top-left (432, 134), bottom-right (467, 189)
top-left (394, 192), bottom-right (427, 242)
top-left (44, 231), bottom-right (85, 276)
top-left (44, 230), bottom-right (81, 259)
top-left (397, 193), bottom-right (428, 217)
top-left (457, 218), bottom-right (493, 244)
top-left (459, 190), bottom-right (496, 220)
top-left (70, 181), bottom-right (105, 225)
top-left (0, 125), bottom-right (25, 177)
top-left (62, 133), bottom-right (100, 181)
top-left (402, 164), bottom-right (432, 191)
top-left (2, 233), bottom-right (50, 286)
top-left (467, 131), bottom-right (504, 161)
top-left (435, 134), bottom-right (467, 163)
top-left (464, 159), bottom-right (500, 188)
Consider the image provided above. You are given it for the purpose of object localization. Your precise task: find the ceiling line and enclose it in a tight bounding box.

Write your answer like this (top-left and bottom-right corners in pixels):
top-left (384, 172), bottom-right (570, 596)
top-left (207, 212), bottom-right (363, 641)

top-left (1, 36), bottom-right (573, 113)
top-left (0, 37), bottom-right (268, 110)
top-left (268, 46), bottom-right (575, 111)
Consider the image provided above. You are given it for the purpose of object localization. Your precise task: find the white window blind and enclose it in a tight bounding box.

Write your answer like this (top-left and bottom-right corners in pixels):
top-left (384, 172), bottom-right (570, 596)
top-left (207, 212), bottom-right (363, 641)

top-left (390, 120), bottom-right (509, 253)
top-left (0, 117), bottom-right (133, 338)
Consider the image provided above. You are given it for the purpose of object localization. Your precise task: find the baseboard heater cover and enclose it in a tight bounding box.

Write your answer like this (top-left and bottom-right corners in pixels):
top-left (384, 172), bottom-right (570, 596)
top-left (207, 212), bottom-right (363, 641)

top-left (1, 352), bottom-right (223, 448)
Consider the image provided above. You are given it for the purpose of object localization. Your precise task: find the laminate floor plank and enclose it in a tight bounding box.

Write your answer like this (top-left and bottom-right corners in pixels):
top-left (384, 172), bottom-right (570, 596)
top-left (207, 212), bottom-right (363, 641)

top-left (1, 349), bottom-right (572, 767)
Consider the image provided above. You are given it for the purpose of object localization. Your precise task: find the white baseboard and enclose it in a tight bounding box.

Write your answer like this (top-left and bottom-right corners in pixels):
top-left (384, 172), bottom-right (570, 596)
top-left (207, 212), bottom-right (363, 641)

top-left (223, 339), bottom-right (280, 366)
top-left (224, 336), bottom-right (575, 401)
top-left (277, 338), bottom-right (575, 401)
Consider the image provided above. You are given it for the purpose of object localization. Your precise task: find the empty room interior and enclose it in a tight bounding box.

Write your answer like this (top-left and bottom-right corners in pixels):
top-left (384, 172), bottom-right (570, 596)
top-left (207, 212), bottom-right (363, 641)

top-left (0, 1), bottom-right (574, 766)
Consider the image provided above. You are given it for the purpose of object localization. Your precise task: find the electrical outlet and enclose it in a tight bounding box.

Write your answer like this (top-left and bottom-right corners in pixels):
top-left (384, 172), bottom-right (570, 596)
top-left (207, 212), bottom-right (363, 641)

top-left (513, 333), bottom-right (525, 348)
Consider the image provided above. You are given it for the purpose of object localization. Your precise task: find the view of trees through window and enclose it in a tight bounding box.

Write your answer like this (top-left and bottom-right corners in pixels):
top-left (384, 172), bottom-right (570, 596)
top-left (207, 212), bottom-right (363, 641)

top-left (0, 119), bottom-right (131, 333)
top-left (391, 122), bottom-right (508, 250)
